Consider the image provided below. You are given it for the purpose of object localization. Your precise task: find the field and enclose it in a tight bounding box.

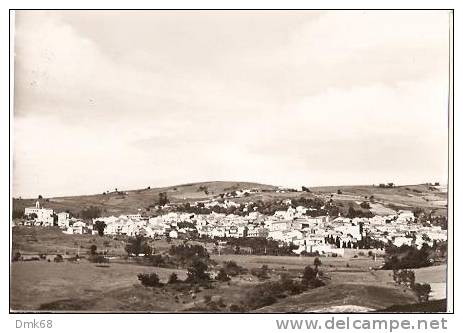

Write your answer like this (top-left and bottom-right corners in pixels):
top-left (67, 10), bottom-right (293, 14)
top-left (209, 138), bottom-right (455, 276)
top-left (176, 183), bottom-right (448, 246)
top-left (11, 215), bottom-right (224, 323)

top-left (11, 226), bottom-right (187, 257)
top-left (10, 234), bottom-right (447, 312)
top-left (10, 261), bottom-right (187, 311)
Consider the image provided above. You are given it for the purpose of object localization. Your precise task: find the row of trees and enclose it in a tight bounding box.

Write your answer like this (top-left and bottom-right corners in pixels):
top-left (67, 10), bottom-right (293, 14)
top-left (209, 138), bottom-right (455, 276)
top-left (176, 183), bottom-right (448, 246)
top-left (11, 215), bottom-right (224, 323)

top-left (383, 243), bottom-right (434, 270)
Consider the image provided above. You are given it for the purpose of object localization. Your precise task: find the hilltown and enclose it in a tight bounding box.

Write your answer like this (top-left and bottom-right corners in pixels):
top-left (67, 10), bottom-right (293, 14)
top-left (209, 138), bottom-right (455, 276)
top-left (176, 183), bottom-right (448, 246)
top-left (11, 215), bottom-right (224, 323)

top-left (17, 194), bottom-right (447, 257)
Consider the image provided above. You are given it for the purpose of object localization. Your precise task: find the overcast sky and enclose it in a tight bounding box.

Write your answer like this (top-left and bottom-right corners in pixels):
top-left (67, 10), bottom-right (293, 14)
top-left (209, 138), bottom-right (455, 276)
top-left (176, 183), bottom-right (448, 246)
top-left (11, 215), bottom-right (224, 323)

top-left (13, 10), bottom-right (450, 198)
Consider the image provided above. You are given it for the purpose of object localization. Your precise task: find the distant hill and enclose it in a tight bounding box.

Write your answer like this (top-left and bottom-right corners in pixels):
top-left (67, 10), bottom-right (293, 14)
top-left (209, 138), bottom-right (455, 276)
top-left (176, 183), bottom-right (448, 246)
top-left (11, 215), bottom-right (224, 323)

top-left (12, 181), bottom-right (448, 218)
top-left (12, 181), bottom-right (278, 217)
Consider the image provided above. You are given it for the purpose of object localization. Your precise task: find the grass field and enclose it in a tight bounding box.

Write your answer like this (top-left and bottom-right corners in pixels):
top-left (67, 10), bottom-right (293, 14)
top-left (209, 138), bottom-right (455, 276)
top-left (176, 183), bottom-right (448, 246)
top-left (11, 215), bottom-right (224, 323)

top-left (10, 261), bottom-right (187, 311)
top-left (12, 226), bottom-right (187, 256)
top-left (10, 226), bottom-right (447, 312)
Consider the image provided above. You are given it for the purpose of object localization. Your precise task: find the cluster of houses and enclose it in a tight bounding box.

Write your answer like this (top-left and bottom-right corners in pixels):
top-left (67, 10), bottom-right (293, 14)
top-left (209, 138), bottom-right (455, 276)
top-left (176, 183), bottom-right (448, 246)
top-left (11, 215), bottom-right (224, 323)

top-left (20, 197), bottom-right (447, 257)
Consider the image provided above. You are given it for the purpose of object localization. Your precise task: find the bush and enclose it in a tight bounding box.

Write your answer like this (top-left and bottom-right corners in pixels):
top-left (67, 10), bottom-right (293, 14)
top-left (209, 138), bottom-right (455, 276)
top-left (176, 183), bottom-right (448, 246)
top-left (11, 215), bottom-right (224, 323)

top-left (392, 269), bottom-right (415, 287)
top-left (302, 265), bottom-right (317, 286)
top-left (186, 258), bottom-right (210, 283)
top-left (216, 268), bottom-right (231, 282)
top-left (242, 274), bottom-right (316, 311)
top-left (223, 261), bottom-right (247, 276)
top-left (251, 265), bottom-right (270, 280)
top-left (88, 255), bottom-right (109, 264)
top-left (89, 245), bottom-right (97, 255)
top-left (125, 236), bottom-right (152, 257)
top-left (168, 273), bottom-right (179, 284)
top-left (12, 252), bottom-right (22, 262)
top-left (138, 272), bottom-right (162, 287)
top-left (54, 254), bottom-right (64, 263)
top-left (412, 283), bottom-right (432, 303)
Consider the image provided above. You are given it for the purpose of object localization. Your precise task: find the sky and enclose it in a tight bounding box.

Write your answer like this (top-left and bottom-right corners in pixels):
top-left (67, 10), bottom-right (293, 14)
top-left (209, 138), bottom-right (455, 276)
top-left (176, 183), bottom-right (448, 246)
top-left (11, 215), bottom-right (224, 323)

top-left (12, 10), bottom-right (451, 198)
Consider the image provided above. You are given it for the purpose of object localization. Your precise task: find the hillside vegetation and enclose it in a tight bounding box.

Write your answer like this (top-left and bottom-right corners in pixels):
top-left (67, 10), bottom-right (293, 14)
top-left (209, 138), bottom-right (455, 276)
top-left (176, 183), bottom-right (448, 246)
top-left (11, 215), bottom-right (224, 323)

top-left (12, 181), bottom-right (447, 217)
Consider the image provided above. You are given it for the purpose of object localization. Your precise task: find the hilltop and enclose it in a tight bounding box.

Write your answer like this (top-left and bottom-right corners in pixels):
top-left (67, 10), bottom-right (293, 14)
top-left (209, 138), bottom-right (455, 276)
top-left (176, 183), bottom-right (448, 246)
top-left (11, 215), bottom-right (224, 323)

top-left (12, 181), bottom-right (447, 218)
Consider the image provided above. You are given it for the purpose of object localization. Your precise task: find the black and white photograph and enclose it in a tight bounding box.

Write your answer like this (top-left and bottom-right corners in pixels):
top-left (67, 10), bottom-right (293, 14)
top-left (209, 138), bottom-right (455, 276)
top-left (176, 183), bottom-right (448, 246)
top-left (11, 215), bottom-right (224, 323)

top-left (8, 8), bottom-right (453, 318)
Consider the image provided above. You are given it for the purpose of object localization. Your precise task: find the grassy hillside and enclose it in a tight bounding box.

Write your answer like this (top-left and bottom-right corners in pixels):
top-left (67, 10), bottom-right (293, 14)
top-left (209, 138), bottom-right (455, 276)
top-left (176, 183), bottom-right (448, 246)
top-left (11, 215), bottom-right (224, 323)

top-left (12, 181), bottom-right (278, 217)
top-left (12, 181), bottom-right (447, 217)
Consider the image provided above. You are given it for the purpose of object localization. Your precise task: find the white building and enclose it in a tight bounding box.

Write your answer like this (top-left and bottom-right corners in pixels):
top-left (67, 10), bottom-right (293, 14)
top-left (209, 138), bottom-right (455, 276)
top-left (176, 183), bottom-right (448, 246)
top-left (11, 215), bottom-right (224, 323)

top-left (57, 212), bottom-right (70, 228)
top-left (24, 201), bottom-right (54, 226)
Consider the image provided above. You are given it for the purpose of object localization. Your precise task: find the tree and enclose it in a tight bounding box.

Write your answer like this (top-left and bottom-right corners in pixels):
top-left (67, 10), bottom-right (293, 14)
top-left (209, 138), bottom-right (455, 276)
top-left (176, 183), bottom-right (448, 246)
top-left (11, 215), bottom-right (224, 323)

top-left (302, 265), bottom-right (318, 286)
top-left (392, 269), bottom-right (415, 287)
top-left (313, 257), bottom-right (322, 268)
top-left (158, 192), bottom-right (169, 206)
top-left (216, 268), bottom-right (231, 282)
top-left (186, 258), bottom-right (210, 283)
top-left (38, 195), bottom-right (43, 199)
top-left (89, 245), bottom-right (97, 255)
top-left (94, 221), bottom-right (106, 236)
top-left (125, 235), bottom-right (152, 257)
top-left (413, 283), bottom-right (432, 303)
top-left (302, 186), bottom-right (311, 192)
top-left (138, 272), bottom-right (162, 287)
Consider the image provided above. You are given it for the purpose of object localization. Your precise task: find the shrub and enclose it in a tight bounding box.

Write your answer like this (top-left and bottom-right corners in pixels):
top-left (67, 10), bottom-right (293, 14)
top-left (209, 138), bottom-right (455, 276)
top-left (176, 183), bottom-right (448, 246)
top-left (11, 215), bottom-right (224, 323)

top-left (413, 283), bottom-right (432, 303)
top-left (12, 252), bottom-right (22, 262)
top-left (302, 265), bottom-right (317, 286)
top-left (223, 261), bottom-right (247, 276)
top-left (216, 268), bottom-right (231, 282)
top-left (138, 272), bottom-right (162, 287)
top-left (89, 245), bottom-right (97, 255)
top-left (54, 254), bottom-right (64, 263)
top-left (186, 258), bottom-right (210, 283)
top-left (250, 265), bottom-right (270, 280)
top-left (314, 257), bottom-right (322, 267)
top-left (168, 273), bottom-right (179, 284)
top-left (125, 236), bottom-right (152, 257)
